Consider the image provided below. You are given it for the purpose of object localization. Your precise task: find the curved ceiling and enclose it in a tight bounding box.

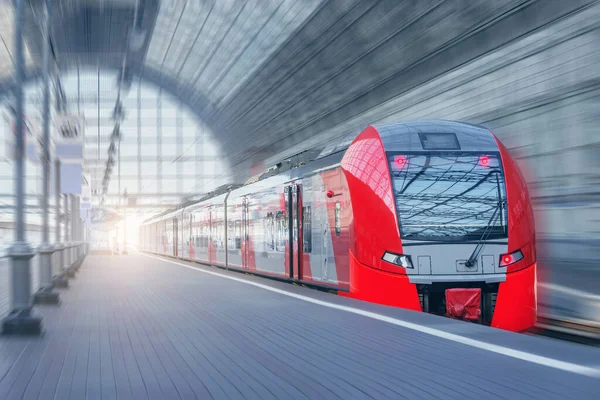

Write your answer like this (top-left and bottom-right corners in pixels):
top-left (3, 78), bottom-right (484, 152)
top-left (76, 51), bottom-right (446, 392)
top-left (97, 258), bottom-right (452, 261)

top-left (9, 0), bottom-right (325, 133)
top-left (2, 0), bottom-right (594, 189)
top-left (1, 0), bottom-right (327, 182)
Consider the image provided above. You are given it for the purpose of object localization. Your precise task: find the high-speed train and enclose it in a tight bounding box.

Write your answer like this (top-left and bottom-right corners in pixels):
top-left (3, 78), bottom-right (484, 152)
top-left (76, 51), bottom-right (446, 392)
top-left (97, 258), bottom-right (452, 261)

top-left (140, 120), bottom-right (537, 332)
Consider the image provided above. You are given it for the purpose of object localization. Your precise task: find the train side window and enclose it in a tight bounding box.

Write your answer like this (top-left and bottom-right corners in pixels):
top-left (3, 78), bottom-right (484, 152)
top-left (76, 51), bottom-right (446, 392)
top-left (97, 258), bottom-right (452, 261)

top-left (188, 214), bottom-right (193, 245)
top-left (276, 211), bottom-right (286, 252)
top-left (335, 202), bottom-right (341, 236)
top-left (235, 220), bottom-right (241, 249)
top-left (303, 206), bottom-right (312, 253)
top-left (227, 220), bottom-right (234, 250)
top-left (265, 212), bottom-right (275, 251)
top-left (219, 221), bottom-right (225, 249)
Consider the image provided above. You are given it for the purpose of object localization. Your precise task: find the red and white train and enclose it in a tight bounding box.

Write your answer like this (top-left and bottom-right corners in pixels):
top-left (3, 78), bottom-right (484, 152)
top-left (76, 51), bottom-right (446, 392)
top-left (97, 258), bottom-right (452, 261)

top-left (140, 120), bottom-right (537, 332)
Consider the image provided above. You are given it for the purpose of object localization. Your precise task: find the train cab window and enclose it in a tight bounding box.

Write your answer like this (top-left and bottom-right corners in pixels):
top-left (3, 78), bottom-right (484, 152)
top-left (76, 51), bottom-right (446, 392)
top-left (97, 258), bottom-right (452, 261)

top-left (302, 206), bottom-right (312, 253)
top-left (335, 202), bottom-right (341, 236)
top-left (389, 153), bottom-right (508, 241)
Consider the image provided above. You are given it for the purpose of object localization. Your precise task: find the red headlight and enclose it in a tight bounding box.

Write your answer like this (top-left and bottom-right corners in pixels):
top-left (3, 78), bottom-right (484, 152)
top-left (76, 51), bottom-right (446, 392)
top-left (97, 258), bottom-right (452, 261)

top-left (394, 155), bottom-right (407, 168)
top-left (499, 249), bottom-right (524, 267)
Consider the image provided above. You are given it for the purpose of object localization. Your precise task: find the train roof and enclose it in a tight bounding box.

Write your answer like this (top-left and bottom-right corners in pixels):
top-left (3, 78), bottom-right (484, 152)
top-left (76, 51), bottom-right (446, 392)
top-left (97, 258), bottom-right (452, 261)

top-left (373, 120), bottom-right (497, 152)
top-left (317, 119), bottom-right (495, 159)
top-left (140, 151), bottom-right (345, 225)
top-left (142, 120), bottom-right (495, 225)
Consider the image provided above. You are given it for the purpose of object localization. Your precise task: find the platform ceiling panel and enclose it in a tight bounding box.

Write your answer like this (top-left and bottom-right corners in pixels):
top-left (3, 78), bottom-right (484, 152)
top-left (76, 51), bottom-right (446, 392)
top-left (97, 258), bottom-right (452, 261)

top-left (145, 0), bottom-right (325, 107)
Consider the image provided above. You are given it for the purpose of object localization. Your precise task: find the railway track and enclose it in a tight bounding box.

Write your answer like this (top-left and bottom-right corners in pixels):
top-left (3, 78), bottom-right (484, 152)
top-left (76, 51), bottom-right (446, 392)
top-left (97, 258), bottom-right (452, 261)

top-left (530, 316), bottom-right (600, 347)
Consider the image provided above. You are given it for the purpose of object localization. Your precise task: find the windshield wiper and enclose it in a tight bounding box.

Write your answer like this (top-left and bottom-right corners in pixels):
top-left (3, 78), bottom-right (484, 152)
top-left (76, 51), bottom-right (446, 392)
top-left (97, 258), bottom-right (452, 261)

top-left (464, 171), bottom-right (503, 268)
top-left (464, 205), bottom-right (501, 268)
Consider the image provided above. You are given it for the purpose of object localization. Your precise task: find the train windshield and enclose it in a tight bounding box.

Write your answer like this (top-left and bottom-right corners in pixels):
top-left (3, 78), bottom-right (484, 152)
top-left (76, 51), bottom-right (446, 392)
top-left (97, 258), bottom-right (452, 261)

top-left (389, 153), bottom-right (508, 241)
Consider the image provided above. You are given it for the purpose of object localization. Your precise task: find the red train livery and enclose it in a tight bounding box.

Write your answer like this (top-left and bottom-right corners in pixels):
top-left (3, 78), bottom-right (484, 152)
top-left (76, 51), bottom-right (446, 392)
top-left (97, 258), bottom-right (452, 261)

top-left (140, 120), bottom-right (537, 332)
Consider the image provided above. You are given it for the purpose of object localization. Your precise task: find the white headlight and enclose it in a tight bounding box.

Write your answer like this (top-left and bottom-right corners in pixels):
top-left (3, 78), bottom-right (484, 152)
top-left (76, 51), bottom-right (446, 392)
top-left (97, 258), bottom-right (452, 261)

top-left (382, 252), bottom-right (413, 268)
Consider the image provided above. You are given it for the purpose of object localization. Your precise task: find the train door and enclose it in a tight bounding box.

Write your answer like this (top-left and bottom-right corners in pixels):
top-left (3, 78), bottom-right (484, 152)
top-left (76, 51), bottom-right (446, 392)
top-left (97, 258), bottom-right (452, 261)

top-left (321, 207), bottom-right (328, 282)
top-left (242, 197), bottom-right (249, 269)
top-left (173, 218), bottom-right (179, 257)
top-left (285, 184), bottom-right (302, 280)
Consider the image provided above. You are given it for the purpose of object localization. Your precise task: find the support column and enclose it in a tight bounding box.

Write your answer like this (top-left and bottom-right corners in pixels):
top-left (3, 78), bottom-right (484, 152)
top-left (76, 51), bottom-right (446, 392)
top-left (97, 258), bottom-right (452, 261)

top-left (79, 210), bottom-right (84, 262)
top-left (53, 159), bottom-right (67, 287)
top-left (2, 0), bottom-right (42, 334)
top-left (70, 194), bottom-right (77, 269)
top-left (84, 217), bottom-right (88, 256)
top-left (64, 194), bottom-right (74, 277)
top-left (34, 0), bottom-right (59, 305)
top-left (117, 132), bottom-right (121, 255)
top-left (123, 197), bottom-right (128, 255)
top-left (75, 199), bottom-right (79, 263)
top-left (75, 196), bottom-right (82, 266)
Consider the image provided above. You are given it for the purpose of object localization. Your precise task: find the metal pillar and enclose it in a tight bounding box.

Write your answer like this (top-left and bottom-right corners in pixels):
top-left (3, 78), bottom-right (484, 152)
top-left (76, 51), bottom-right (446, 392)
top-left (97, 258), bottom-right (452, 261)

top-left (117, 132), bottom-right (121, 255)
top-left (75, 196), bottom-right (80, 265)
top-left (53, 159), bottom-right (67, 287)
top-left (137, 79), bottom-right (141, 193)
top-left (84, 215), bottom-right (88, 256)
top-left (75, 196), bottom-right (82, 264)
top-left (78, 208), bottom-right (83, 261)
top-left (97, 65), bottom-right (100, 161)
top-left (2, 0), bottom-right (42, 334)
top-left (176, 100), bottom-right (182, 194)
top-left (35, 0), bottom-right (59, 304)
top-left (70, 195), bottom-right (77, 268)
top-left (123, 192), bottom-right (128, 255)
top-left (64, 194), bottom-right (74, 277)
top-left (157, 89), bottom-right (162, 194)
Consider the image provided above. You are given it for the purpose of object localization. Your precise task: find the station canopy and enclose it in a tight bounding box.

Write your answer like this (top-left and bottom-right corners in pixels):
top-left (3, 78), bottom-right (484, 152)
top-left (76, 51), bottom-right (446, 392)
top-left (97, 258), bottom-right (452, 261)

top-left (0, 0), bottom-right (327, 225)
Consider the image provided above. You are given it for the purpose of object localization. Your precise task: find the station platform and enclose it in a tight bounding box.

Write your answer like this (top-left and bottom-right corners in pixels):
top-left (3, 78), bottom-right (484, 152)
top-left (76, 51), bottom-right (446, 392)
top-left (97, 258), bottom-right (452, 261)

top-left (0, 253), bottom-right (599, 399)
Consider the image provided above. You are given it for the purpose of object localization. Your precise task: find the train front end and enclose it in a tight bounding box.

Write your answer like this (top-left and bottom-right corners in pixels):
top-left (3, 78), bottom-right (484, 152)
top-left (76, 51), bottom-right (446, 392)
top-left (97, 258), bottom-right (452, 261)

top-left (340, 121), bottom-right (536, 332)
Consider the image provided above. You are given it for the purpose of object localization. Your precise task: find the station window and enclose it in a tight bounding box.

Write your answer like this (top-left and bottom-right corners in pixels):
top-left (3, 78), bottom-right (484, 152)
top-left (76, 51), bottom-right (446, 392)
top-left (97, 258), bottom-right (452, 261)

top-left (303, 206), bottom-right (312, 253)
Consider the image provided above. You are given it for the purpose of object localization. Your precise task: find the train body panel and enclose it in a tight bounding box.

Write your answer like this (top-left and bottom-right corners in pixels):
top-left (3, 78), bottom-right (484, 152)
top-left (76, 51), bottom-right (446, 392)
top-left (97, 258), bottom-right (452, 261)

top-left (140, 120), bottom-right (536, 331)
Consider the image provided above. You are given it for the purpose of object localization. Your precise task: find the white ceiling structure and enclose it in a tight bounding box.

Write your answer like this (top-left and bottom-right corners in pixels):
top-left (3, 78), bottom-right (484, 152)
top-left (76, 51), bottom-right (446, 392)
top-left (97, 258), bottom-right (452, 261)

top-left (0, 0), bottom-right (325, 220)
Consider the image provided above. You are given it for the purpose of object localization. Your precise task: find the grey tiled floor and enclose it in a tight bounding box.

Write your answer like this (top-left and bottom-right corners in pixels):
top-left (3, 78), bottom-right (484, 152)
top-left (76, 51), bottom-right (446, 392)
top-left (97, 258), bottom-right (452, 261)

top-left (0, 254), bottom-right (598, 399)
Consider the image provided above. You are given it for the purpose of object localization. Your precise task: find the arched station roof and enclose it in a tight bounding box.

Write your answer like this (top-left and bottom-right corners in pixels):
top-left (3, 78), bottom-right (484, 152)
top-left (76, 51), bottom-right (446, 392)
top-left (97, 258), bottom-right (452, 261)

top-left (0, 0), bottom-right (594, 191)
top-left (0, 0), bottom-right (326, 180)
